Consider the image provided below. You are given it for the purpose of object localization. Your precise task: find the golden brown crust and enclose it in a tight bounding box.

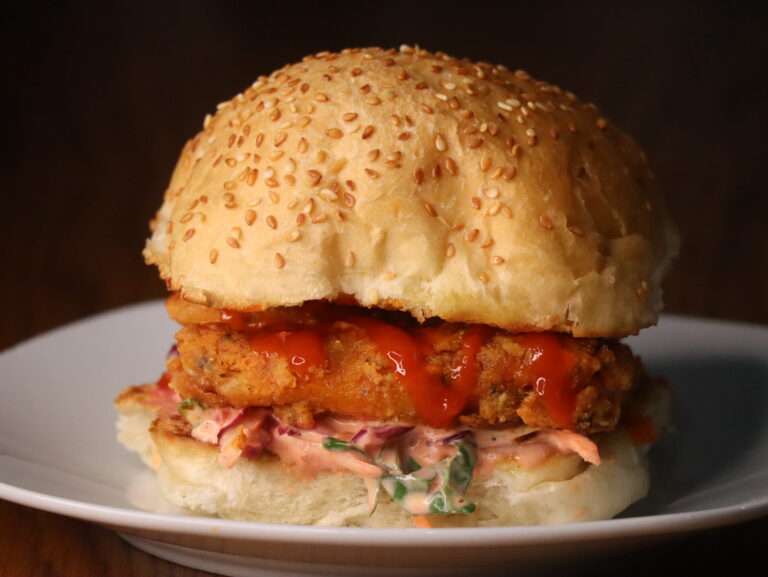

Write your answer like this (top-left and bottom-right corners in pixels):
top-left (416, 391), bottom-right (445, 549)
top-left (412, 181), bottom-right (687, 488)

top-left (167, 321), bottom-right (641, 434)
top-left (144, 47), bottom-right (678, 337)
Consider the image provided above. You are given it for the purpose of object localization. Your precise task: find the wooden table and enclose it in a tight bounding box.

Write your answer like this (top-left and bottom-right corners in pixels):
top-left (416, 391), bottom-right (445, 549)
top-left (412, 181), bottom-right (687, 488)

top-left (2, 3), bottom-right (766, 576)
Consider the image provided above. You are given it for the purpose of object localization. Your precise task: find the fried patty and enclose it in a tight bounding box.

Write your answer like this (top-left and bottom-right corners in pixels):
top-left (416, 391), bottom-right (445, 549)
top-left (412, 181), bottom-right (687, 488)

top-left (166, 315), bottom-right (643, 434)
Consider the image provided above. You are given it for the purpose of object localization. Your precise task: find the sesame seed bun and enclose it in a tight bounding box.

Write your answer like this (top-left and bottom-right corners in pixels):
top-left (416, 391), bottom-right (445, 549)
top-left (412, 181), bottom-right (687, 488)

top-left (144, 46), bottom-right (678, 337)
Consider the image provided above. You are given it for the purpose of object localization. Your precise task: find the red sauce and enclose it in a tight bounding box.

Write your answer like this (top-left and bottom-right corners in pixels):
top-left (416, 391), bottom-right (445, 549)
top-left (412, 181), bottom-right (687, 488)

top-left (624, 404), bottom-right (658, 445)
top-left (248, 330), bottom-right (326, 378)
top-left (155, 371), bottom-right (172, 390)
top-left (517, 333), bottom-right (576, 428)
top-left (350, 317), bottom-right (492, 429)
top-left (220, 310), bottom-right (252, 332)
top-left (450, 325), bottom-right (495, 398)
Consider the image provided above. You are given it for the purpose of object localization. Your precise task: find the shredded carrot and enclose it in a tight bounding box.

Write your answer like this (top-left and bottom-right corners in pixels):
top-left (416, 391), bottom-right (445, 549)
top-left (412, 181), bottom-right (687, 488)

top-left (412, 515), bottom-right (433, 529)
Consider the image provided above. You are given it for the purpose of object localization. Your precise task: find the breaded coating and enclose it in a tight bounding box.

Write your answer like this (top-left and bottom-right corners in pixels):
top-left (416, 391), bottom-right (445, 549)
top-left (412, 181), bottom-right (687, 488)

top-left (167, 318), bottom-right (642, 434)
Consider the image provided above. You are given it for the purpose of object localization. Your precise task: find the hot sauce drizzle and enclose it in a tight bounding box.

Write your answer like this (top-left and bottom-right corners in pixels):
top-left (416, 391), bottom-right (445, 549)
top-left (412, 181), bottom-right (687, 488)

top-left (350, 317), bottom-right (493, 429)
top-left (517, 333), bottom-right (577, 427)
top-left (217, 303), bottom-right (575, 429)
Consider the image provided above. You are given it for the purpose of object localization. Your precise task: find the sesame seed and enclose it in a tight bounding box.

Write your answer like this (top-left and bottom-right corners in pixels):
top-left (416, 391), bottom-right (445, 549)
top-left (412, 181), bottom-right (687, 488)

top-left (267, 215), bottom-right (278, 229)
top-left (298, 138), bottom-right (308, 153)
top-left (314, 92), bottom-right (329, 102)
top-left (568, 225), bottom-right (584, 236)
top-left (539, 215), bottom-right (554, 230)
top-left (244, 209), bottom-right (257, 225)
top-left (424, 202), bottom-right (437, 217)
top-left (345, 252), bottom-right (356, 268)
top-left (362, 125), bottom-right (375, 139)
top-left (413, 169), bottom-right (424, 184)
top-left (366, 96), bottom-right (382, 105)
top-left (274, 253), bottom-right (285, 268)
top-left (268, 190), bottom-right (280, 204)
top-left (344, 192), bottom-right (356, 208)
top-left (180, 212), bottom-right (194, 224)
top-left (480, 156), bottom-right (492, 171)
top-left (482, 187), bottom-right (499, 199)
top-left (446, 243), bottom-right (456, 258)
top-left (501, 206), bottom-right (513, 219)
top-left (311, 213), bottom-right (328, 224)
top-left (467, 137), bottom-right (483, 149)
top-left (343, 112), bottom-right (358, 122)
top-left (466, 229), bottom-right (479, 242)
top-left (226, 236), bottom-right (241, 249)
top-left (325, 128), bottom-right (343, 139)
top-left (209, 249), bottom-right (218, 264)
top-left (307, 170), bottom-right (322, 186)
top-left (319, 188), bottom-right (338, 201)
top-left (497, 101), bottom-right (513, 111)
top-left (365, 168), bottom-right (380, 179)
top-left (471, 197), bottom-right (481, 210)
top-left (444, 157), bottom-right (458, 175)
top-left (398, 131), bottom-right (411, 141)
top-left (288, 230), bottom-right (301, 242)
top-left (367, 149), bottom-right (380, 162)
top-left (183, 228), bottom-right (196, 241)
top-left (435, 134), bottom-right (447, 151)
top-left (274, 132), bottom-right (288, 147)
top-left (478, 272), bottom-right (490, 284)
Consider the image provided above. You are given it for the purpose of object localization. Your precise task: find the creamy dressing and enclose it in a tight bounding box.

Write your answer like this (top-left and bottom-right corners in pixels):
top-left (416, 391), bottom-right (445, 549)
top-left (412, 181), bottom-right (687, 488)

top-left (150, 384), bottom-right (601, 518)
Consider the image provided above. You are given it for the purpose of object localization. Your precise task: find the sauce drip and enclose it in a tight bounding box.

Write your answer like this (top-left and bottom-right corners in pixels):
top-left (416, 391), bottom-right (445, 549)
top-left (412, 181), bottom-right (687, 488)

top-left (155, 371), bottom-right (172, 389)
top-left (517, 333), bottom-right (576, 427)
top-left (351, 318), bottom-right (492, 429)
top-left (248, 330), bottom-right (326, 378)
top-left (624, 404), bottom-right (658, 445)
top-left (220, 310), bottom-right (252, 332)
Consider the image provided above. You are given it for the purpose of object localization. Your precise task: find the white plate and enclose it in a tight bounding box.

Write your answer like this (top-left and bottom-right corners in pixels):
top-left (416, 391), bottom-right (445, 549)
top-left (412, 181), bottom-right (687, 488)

top-left (1, 301), bottom-right (767, 577)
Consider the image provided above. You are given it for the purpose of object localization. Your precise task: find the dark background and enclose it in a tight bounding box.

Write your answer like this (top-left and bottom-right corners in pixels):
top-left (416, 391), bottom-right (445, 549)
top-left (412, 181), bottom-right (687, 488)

top-left (1, 1), bottom-right (766, 575)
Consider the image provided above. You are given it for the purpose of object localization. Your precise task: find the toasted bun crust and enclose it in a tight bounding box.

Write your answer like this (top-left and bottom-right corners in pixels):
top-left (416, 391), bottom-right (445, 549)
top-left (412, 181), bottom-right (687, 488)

top-left (116, 407), bottom-right (648, 527)
top-left (145, 47), bottom-right (677, 336)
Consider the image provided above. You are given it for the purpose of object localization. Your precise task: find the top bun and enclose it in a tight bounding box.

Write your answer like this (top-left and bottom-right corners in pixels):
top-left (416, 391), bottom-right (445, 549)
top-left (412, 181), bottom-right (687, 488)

top-left (145, 46), bottom-right (678, 337)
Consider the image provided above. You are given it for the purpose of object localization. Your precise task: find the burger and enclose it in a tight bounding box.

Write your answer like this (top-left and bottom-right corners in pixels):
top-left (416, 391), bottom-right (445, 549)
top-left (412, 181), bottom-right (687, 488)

top-left (115, 46), bottom-right (678, 528)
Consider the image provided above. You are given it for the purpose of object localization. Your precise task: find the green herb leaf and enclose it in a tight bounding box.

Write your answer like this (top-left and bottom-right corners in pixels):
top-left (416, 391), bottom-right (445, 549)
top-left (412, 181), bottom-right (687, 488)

top-left (379, 439), bottom-right (478, 516)
top-left (177, 398), bottom-right (202, 412)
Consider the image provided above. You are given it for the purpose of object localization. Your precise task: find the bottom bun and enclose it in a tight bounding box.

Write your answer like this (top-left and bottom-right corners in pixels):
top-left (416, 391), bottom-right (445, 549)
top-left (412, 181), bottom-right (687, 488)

top-left (117, 407), bottom-right (650, 527)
